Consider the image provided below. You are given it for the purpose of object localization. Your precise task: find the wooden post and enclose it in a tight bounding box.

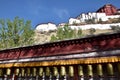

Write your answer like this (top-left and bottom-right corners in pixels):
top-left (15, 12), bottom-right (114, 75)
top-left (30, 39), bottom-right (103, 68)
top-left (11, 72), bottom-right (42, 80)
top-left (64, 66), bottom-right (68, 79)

top-left (74, 65), bottom-right (79, 80)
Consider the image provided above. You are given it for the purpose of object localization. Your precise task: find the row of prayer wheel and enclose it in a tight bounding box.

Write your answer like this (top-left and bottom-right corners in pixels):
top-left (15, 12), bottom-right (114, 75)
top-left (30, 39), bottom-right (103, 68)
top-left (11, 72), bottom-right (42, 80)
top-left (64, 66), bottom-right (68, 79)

top-left (0, 63), bottom-right (119, 77)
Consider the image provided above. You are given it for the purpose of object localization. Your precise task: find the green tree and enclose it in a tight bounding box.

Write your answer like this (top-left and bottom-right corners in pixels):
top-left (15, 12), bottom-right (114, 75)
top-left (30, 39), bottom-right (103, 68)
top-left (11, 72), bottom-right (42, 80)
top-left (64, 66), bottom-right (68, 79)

top-left (89, 28), bottom-right (96, 35)
top-left (50, 35), bottom-right (57, 42)
top-left (110, 25), bottom-right (120, 32)
top-left (50, 24), bottom-right (83, 42)
top-left (0, 17), bottom-right (34, 49)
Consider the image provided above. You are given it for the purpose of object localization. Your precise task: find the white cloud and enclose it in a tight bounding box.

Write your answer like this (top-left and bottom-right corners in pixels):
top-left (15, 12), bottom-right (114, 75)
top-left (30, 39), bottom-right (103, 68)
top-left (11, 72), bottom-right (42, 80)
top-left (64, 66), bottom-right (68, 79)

top-left (53, 8), bottom-right (70, 19)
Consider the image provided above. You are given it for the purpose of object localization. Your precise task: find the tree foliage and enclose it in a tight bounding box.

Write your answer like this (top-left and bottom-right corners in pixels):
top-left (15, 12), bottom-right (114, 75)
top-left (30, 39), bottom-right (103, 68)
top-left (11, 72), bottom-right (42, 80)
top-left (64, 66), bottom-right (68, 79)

top-left (89, 28), bottom-right (96, 35)
top-left (50, 24), bottom-right (83, 42)
top-left (0, 17), bottom-right (34, 49)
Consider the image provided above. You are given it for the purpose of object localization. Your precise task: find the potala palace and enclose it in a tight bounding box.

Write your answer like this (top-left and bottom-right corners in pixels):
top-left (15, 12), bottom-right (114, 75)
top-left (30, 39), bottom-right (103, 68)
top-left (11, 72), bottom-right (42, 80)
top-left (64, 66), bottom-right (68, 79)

top-left (69, 4), bottom-right (120, 24)
top-left (36, 4), bottom-right (120, 32)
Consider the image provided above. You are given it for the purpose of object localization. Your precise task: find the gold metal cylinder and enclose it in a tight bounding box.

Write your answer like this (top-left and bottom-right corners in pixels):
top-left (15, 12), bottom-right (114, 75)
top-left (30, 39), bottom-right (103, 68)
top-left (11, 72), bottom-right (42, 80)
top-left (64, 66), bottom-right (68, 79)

top-left (39, 67), bottom-right (43, 76)
top-left (6, 68), bottom-right (11, 75)
top-left (107, 63), bottom-right (114, 75)
top-left (16, 68), bottom-right (20, 76)
top-left (78, 65), bottom-right (83, 76)
top-left (53, 67), bottom-right (58, 76)
top-left (21, 68), bottom-right (25, 77)
top-left (33, 68), bottom-right (36, 76)
top-left (118, 63), bottom-right (120, 74)
top-left (27, 68), bottom-right (30, 76)
top-left (46, 67), bottom-right (50, 76)
top-left (87, 65), bottom-right (93, 76)
top-left (69, 66), bottom-right (74, 77)
top-left (60, 66), bottom-right (66, 76)
top-left (97, 64), bottom-right (103, 76)
top-left (0, 69), bottom-right (3, 76)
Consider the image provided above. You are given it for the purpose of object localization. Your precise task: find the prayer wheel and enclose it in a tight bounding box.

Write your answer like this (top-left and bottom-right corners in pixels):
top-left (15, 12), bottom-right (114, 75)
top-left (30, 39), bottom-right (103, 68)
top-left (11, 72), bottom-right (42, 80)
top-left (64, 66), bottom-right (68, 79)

top-left (53, 67), bottom-right (58, 76)
top-left (68, 66), bottom-right (74, 77)
top-left (27, 68), bottom-right (30, 76)
top-left (39, 67), bottom-right (43, 76)
top-left (107, 63), bottom-right (114, 75)
top-left (16, 68), bottom-right (20, 76)
top-left (21, 68), bottom-right (25, 76)
top-left (0, 69), bottom-right (3, 76)
top-left (117, 63), bottom-right (120, 74)
top-left (87, 65), bottom-right (93, 76)
top-left (97, 64), bottom-right (103, 76)
top-left (33, 68), bottom-right (37, 77)
top-left (60, 66), bottom-right (66, 76)
top-left (6, 68), bottom-right (11, 75)
top-left (78, 65), bottom-right (83, 76)
top-left (46, 67), bottom-right (50, 76)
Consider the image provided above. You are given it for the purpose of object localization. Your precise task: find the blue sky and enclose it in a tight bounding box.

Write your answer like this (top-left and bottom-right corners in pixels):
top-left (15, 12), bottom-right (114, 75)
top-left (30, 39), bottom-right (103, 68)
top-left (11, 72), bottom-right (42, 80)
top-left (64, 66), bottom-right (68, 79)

top-left (0, 0), bottom-right (120, 28)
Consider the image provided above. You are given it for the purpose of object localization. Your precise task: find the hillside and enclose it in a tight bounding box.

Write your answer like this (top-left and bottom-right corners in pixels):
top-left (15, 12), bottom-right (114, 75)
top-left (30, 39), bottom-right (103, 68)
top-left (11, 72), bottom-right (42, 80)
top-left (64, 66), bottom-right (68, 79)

top-left (34, 28), bottom-right (113, 44)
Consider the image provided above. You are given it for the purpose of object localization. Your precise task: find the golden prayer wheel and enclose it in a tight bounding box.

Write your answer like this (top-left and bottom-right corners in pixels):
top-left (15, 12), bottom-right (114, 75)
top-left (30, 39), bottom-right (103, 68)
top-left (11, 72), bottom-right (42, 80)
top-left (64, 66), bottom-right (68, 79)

top-left (6, 68), bottom-right (11, 75)
top-left (27, 68), bottom-right (31, 76)
top-left (0, 69), bottom-right (3, 76)
top-left (78, 65), bottom-right (83, 76)
top-left (107, 63), bottom-right (114, 75)
top-left (117, 63), bottom-right (120, 74)
top-left (33, 68), bottom-right (37, 76)
top-left (15, 68), bottom-right (20, 76)
top-left (46, 67), bottom-right (50, 76)
top-left (68, 66), bottom-right (74, 77)
top-left (21, 68), bottom-right (25, 76)
top-left (39, 67), bottom-right (43, 76)
top-left (87, 65), bottom-right (93, 76)
top-left (53, 67), bottom-right (58, 76)
top-left (60, 66), bottom-right (66, 76)
top-left (97, 64), bottom-right (103, 76)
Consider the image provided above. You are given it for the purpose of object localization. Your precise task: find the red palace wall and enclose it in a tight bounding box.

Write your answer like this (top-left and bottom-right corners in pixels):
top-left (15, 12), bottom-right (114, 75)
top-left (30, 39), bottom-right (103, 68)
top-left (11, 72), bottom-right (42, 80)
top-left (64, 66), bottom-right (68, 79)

top-left (97, 4), bottom-right (118, 15)
top-left (0, 33), bottom-right (120, 60)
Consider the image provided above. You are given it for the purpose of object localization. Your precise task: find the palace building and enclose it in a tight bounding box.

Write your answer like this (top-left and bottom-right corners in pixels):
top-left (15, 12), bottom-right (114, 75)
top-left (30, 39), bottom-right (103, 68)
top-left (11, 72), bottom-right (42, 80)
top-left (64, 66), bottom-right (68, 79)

top-left (69, 4), bottom-right (120, 25)
top-left (0, 32), bottom-right (120, 80)
top-left (96, 4), bottom-right (118, 15)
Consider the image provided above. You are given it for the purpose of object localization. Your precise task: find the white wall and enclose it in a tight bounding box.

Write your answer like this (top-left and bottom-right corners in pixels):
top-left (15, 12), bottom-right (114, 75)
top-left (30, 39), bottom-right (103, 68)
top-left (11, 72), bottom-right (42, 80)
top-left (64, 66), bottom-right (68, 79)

top-left (36, 23), bottom-right (57, 32)
top-left (71, 12), bottom-right (120, 25)
top-left (69, 18), bottom-right (81, 24)
top-left (106, 15), bottom-right (120, 19)
top-left (69, 23), bottom-right (120, 30)
top-left (77, 12), bottom-right (107, 22)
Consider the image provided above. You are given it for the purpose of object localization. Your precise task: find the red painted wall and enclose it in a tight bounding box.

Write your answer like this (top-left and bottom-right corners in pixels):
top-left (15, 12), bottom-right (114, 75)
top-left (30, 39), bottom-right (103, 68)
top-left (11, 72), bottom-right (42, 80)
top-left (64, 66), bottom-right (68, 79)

top-left (0, 33), bottom-right (120, 60)
top-left (97, 4), bottom-right (118, 15)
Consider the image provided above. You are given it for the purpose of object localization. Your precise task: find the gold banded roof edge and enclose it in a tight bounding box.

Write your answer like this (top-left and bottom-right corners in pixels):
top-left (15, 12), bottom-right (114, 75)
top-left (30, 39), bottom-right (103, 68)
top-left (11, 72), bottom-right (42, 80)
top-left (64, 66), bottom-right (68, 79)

top-left (0, 56), bottom-right (119, 68)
